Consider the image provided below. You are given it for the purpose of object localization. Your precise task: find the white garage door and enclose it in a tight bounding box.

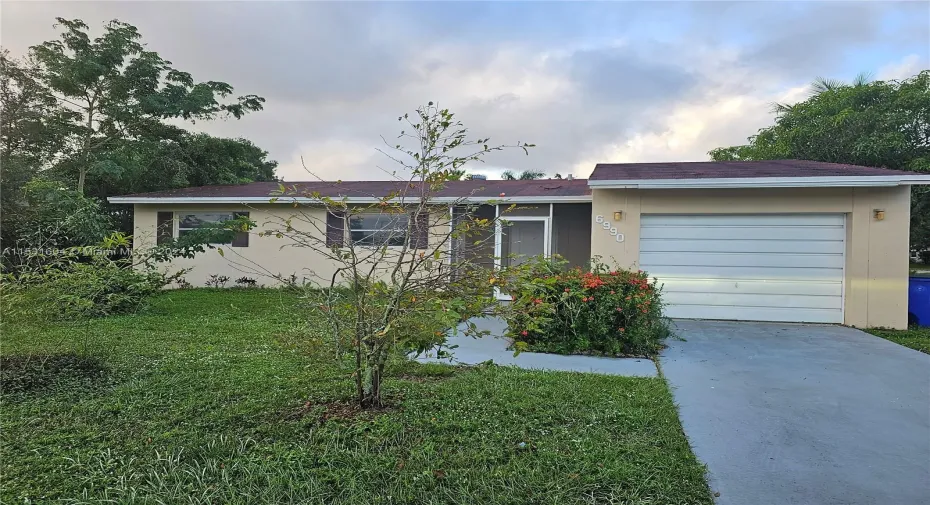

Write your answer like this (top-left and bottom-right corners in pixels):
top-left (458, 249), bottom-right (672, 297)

top-left (640, 214), bottom-right (845, 323)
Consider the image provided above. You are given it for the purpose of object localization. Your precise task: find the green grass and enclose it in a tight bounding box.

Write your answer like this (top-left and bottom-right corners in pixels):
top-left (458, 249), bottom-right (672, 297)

top-left (1, 289), bottom-right (711, 504)
top-left (910, 263), bottom-right (930, 277)
top-left (865, 326), bottom-right (930, 354)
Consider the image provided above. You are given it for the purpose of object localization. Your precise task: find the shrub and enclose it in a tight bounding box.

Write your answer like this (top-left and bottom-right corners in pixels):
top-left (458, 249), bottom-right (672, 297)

top-left (502, 256), bottom-right (670, 356)
top-left (235, 276), bottom-right (258, 288)
top-left (1, 234), bottom-right (176, 320)
top-left (205, 274), bottom-right (230, 288)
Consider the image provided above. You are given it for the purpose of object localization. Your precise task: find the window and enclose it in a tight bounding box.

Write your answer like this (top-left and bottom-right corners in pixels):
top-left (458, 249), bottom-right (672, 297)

top-left (349, 213), bottom-right (409, 246)
top-left (177, 212), bottom-right (234, 244)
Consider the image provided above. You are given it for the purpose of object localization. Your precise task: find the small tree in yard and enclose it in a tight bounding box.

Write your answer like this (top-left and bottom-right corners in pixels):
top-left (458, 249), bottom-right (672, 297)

top-left (260, 103), bottom-right (533, 408)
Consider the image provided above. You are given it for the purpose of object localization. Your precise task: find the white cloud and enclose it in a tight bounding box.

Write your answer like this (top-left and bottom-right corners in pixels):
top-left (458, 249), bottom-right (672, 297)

top-left (568, 71), bottom-right (812, 172)
top-left (877, 54), bottom-right (926, 81)
top-left (2, 2), bottom-right (925, 184)
top-left (278, 139), bottom-right (382, 182)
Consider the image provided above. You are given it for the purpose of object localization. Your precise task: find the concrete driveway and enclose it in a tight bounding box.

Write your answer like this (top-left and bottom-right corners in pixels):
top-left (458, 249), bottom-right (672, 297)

top-left (661, 320), bottom-right (930, 505)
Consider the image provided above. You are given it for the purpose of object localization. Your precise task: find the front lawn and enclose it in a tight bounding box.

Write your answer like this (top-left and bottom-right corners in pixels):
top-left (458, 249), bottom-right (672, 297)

top-left (865, 327), bottom-right (930, 354)
top-left (2, 289), bottom-right (711, 504)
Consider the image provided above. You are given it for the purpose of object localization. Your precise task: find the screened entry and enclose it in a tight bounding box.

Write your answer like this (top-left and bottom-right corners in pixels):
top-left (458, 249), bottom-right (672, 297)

top-left (448, 203), bottom-right (591, 300)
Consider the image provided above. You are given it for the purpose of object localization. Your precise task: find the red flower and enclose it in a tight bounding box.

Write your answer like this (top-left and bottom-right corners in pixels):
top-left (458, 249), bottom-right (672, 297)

top-left (521, 330), bottom-right (529, 336)
top-left (564, 288), bottom-right (571, 292)
top-left (618, 327), bottom-right (625, 332)
top-left (625, 296), bottom-right (632, 301)
top-left (616, 307), bottom-right (622, 312)
top-left (610, 290), bottom-right (615, 294)
top-left (581, 296), bottom-right (588, 302)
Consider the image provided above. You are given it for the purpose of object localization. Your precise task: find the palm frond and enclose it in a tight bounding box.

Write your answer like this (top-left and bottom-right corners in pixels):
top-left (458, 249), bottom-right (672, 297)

top-left (810, 76), bottom-right (845, 95)
top-left (770, 101), bottom-right (794, 115)
top-left (852, 71), bottom-right (873, 87)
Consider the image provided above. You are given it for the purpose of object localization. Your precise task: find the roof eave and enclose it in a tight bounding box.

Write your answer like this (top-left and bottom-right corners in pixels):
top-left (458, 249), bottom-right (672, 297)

top-left (107, 195), bottom-right (593, 205)
top-left (587, 175), bottom-right (930, 189)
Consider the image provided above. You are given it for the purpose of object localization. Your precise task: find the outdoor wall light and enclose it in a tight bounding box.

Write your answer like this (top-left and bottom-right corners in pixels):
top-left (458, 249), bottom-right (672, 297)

top-left (873, 209), bottom-right (886, 221)
top-left (613, 211), bottom-right (623, 221)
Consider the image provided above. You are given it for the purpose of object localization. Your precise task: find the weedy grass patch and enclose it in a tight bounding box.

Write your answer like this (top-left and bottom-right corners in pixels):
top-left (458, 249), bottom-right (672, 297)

top-left (2, 289), bottom-right (711, 504)
top-left (865, 326), bottom-right (930, 354)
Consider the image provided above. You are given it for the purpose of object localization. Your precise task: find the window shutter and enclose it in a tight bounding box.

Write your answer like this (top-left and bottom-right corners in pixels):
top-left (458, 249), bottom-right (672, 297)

top-left (326, 210), bottom-right (345, 247)
top-left (232, 211), bottom-right (250, 247)
top-left (156, 212), bottom-right (173, 245)
top-left (411, 211), bottom-right (429, 249)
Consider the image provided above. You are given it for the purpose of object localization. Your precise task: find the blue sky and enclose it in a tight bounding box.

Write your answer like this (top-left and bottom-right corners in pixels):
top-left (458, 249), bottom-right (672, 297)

top-left (2, 1), bottom-right (927, 180)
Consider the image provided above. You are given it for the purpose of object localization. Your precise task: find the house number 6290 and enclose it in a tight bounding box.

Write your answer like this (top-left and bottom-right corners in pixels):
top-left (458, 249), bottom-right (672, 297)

top-left (595, 215), bottom-right (625, 243)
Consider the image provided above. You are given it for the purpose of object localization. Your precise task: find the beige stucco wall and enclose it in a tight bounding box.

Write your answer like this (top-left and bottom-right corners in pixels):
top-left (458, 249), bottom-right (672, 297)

top-left (590, 186), bottom-right (912, 329)
top-left (133, 203), bottom-right (453, 288)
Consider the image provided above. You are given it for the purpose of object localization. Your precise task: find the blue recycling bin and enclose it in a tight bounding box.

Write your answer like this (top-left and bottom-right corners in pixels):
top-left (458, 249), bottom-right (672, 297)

top-left (909, 277), bottom-right (930, 327)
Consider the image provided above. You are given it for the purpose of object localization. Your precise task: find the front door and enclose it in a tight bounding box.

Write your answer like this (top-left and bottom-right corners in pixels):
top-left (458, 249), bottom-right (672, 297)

top-left (495, 217), bottom-right (550, 300)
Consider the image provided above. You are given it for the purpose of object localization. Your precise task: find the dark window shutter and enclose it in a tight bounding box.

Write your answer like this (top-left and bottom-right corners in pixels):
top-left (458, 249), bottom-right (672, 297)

top-left (232, 211), bottom-right (250, 247)
top-left (156, 212), bottom-right (173, 245)
top-left (411, 211), bottom-right (429, 249)
top-left (326, 211), bottom-right (345, 247)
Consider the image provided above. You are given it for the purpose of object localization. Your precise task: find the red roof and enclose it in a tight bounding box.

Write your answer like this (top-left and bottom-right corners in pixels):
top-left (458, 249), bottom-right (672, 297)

top-left (589, 160), bottom-right (918, 180)
top-left (110, 178), bottom-right (591, 200)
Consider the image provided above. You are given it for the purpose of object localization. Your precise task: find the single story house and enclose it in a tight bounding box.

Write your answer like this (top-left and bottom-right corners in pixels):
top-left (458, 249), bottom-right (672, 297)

top-left (110, 160), bottom-right (930, 330)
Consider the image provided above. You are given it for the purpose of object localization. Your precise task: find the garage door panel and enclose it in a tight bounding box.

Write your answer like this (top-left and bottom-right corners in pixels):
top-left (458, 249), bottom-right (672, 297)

top-left (657, 278), bottom-right (843, 297)
top-left (640, 238), bottom-right (845, 254)
top-left (664, 305), bottom-right (843, 324)
top-left (644, 265), bottom-right (843, 281)
top-left (640, 226), bottom-right (845, 241)
top-left (639, 213), bottom-right (845, 324)
top-left (641, 214), bottom-right (845, 227)
top-left (641, 252), bottom-right (844, 269)
top-left (664, 292), bottom-right (843, 310)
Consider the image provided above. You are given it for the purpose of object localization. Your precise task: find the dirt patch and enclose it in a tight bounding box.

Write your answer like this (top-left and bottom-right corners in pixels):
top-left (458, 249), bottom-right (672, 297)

top-left (0, 353), bottom-right (110, 396)
top-left (284, 399), bottom-right (397, 423)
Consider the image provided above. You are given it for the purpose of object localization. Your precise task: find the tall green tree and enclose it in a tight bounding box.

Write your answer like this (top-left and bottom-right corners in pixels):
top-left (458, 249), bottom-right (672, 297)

top-left (710, 70), bottom-right (930, 258)
top-left (87, 133), bottom-right (277, 198)
top-left (29, 18), bottom-right (265, 194)
top-left (0, 51), bottom-right (77, 247)
top-left (1, 18), bottom-right (277, 247)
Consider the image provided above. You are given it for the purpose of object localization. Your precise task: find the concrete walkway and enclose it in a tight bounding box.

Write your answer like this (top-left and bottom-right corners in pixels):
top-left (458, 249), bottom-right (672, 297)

top-left (662, 320), bottom-right (930, 505)
top-left (416, 316), bottom-right (657, 377)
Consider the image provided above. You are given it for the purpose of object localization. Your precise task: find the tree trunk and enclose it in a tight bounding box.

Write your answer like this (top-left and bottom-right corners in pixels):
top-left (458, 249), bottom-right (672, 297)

top-left (361, 346), bottom-right (387, 408)
top-left (354, 336), bottom-right (364, 407)
top-left (77, 102), bottom-right (94, 195)
top-left (77, 168), bottom-right (87, 195)
top-left (362, 367), bottom-right (382, 408)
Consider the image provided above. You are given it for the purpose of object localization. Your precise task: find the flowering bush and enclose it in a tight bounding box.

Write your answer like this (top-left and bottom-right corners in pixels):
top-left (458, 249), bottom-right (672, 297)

top-left (502, 256), bottom-right (670, 356)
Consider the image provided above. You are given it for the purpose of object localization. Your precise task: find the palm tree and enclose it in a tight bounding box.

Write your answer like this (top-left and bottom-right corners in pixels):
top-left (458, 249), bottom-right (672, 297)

top-left (500, 170), bottom-right (546, 180)
top-left (810, 71), bottom-right (872, 95)
top-left (773, 72), bottom-right (874, 114)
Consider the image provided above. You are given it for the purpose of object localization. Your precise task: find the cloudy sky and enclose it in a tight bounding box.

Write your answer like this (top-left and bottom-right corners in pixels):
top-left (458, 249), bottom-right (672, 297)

top-left (2, 1), bottom-right (928, 181)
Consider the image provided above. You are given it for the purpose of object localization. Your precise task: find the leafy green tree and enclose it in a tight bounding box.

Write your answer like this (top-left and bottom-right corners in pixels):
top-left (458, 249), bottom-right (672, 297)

top-left (2, 18), bottom-right (277, 247)
top-left (710, 70), bottom-right (930, 258)
top-left (3, 179), bottom-right (113, 271)
top-left (258, 103), bottom-right (534, 408)
top-left (87, 133), bottom-right (277, 198)
top-left (29, 18), bottom-right (265, 194)
top-left (0, 51), bottom-right (77, 248)
top-left (501, 169), bottom-right (546, 180)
